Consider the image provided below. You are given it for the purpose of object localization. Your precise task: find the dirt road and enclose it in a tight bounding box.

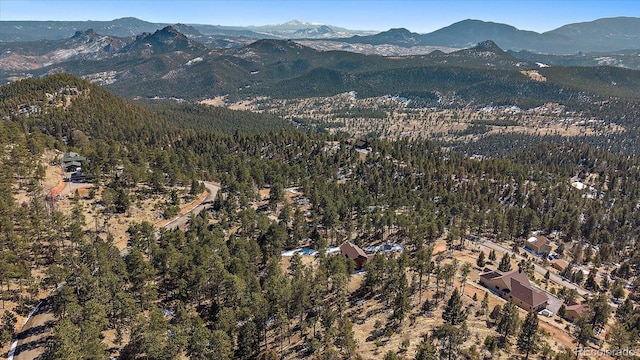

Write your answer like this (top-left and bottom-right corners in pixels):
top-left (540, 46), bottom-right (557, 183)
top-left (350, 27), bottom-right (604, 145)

top-left (163, 181), bottom-right (219, 230)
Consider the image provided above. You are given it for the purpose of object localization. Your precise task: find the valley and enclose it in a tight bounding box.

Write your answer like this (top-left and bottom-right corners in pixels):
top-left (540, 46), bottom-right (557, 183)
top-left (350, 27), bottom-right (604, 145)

top-left (210, 93), bottom-right (620, 142)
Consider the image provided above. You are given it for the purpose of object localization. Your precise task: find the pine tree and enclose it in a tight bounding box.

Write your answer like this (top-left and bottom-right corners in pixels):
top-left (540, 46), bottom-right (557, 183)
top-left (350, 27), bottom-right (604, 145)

top-left (480, 292), bottom-right (489, 316)
top-left (584, 270), bottom-right (599, 292)
top-left (498, 253), bottom-right (512, 272)
top-left (615, 298), bottom-right (633, 322)
top-left (558, 304), bottom-right (567, 319)
top-left (414, 245), bottom-right (433, 304)
top-left (606, 322), bottom-right (633, 360)
top-left (114, 186), bottom-right (130, 214)
top-left (414, 335), bottom-right (438, 360)
top-left (433, 323), bottom-right (467, 360)
top-left (588, 294), bottom-right (612, 331)
top-left (476, 251), bottom-right (486, 268)
top-left (575, 315), bottom-right (594, 347)
top-left (517, 311), bottom-right (540, 359)
top-left (496, 300), bottom-right (519, 344)
top-left (392, 272), bottom-right (411, 324)
top-left (44, 317), bottom-right (83, 360)
top-left (611, 284), bottom-right (625, 300)
top-left (459, 262), bottom-right (472, 294)
top-left (544, 270), bottom-right (550, 288)
top-left (442, 288), bottom-right (467, 326)
top-left (488, 249), bottom-right (497, 261)
top-left (0, 310), bottom-right (17, 347)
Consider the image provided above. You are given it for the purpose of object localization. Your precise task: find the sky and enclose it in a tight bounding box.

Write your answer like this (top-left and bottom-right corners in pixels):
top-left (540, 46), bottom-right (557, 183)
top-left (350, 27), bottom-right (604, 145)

top-left (1, 0), bottom-right (639, 33)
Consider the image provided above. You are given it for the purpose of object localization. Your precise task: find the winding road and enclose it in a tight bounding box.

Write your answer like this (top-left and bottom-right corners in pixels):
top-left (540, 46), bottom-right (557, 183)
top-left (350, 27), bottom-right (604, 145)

top-left (162, 181), bottom-right (219, 231)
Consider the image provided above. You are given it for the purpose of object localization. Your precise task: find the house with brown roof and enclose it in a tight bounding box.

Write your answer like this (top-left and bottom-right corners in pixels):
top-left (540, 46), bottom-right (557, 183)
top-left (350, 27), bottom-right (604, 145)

top-left (551, 259), bottom-right (570, 272)
top-left (564, 303), bottom-right (588, 322)
top-left (525, 236), bottom-right (552, 256)
top-left (354, 140), bottom-right (370, 151)
top-left (479, 268), bottom-right (549, 312)
top-left (340, 241), bottom-right (371, 270)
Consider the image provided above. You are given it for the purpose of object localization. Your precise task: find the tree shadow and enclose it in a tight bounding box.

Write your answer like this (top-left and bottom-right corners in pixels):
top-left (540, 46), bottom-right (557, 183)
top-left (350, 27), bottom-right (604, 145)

top-left (11, 319), bottom-right (56, 358)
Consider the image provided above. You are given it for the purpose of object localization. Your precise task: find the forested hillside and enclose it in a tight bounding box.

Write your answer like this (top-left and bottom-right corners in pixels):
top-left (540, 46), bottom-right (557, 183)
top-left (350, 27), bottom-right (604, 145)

top-left (0, 75), bottom-right (638, 359)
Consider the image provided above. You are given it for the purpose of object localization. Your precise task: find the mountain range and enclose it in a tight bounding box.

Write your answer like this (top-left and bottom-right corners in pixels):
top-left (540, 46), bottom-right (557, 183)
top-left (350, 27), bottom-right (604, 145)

top-left (1, 15), bottom-right (640, 114)
top-left (0, 17), bottom-right (375, 43)
top-left (337, 17), bottom-right (640, 54)
top-left (2, 16), bottom-right (639, 54)
top-left (3, 24), bottom-right (638, 109)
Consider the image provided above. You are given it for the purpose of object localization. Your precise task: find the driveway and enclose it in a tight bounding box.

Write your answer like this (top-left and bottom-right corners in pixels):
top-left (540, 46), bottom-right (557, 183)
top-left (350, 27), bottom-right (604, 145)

top-left (546, 293), bottom-right (563, 315)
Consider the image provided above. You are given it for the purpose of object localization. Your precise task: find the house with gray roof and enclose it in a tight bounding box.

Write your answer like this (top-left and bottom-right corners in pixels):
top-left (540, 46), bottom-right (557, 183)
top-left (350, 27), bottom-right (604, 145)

top-left (62, 152), bottom-right (86, 172)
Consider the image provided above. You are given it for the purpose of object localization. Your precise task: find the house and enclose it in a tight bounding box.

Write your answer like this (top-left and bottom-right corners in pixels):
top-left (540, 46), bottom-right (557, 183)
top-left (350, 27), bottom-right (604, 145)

top-left (525, 236), bottom-right (552, 256)
top-left (354, 140), bottom-right (370, 151)
top-left (551, 259), bottom-right (570, 272)
top-left (564, 303), bottom-right (588, 322)
top-left (479, 267), bottom-right (549, 312)
top-left (339, 241), bottom-right (371, 270)
top-left (62, 152), bottom-right (86, 173)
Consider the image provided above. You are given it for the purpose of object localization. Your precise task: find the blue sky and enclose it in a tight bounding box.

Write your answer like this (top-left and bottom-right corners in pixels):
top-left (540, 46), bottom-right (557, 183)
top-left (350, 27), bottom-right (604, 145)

top-left (1, 0), bottom-right (639, 33)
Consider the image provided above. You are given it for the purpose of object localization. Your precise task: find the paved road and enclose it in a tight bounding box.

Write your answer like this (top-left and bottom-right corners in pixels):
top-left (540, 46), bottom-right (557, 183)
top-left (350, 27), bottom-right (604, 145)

top-left (478, 239), bottom-right (591, 297)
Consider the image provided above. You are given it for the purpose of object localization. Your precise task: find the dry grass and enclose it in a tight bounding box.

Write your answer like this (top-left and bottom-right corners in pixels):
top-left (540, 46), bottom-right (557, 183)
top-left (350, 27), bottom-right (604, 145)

top-left (200, 95), bottom-right (623, 142)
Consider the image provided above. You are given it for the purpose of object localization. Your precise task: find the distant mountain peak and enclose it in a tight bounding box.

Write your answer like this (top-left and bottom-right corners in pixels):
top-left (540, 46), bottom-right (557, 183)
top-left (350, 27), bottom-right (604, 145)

top-left (114, 16), bottom-right (142, 21)
top-left (474, 40), bottom-right (505, 53)
top-left (158, 25), bottom-right (183, 36)
top-left (284, 20), bottom-right (320, 26)
top-left (386, 27), bottom-right (413, 34)
top-left (119, 25), bottom-right (206, 56)
top-left (443, 39), bottom-right (522, 66)
top-left (344, 27), bottom-right (422, 47)
top-left (292, 25), bottom-right (336, 37)
top-left (171, 23), bottom-right (204, 37)
top-left (72, 28), bottom-right (97, 38)
top-left (146, 25), bottom-right (193, 43)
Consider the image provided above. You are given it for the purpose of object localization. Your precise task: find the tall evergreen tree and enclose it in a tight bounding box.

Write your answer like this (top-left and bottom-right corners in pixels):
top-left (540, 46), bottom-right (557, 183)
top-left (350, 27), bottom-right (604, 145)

top-left (433, 323), bottom-right (467, 360)
top-left (517, 311), bottom-right (540, 359)
top-left (496, 300), bottom-right (519, 344)
top-left (476, 251), bottom-right (486, 268)
top-left (442, 288), bottom-right (467, 326)
top-left (497, 253), bottom-right (512, 272)
top-left (414, 335), bottom-right (438, 360)
top-left (488, 250), bottom-right (497, 262)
